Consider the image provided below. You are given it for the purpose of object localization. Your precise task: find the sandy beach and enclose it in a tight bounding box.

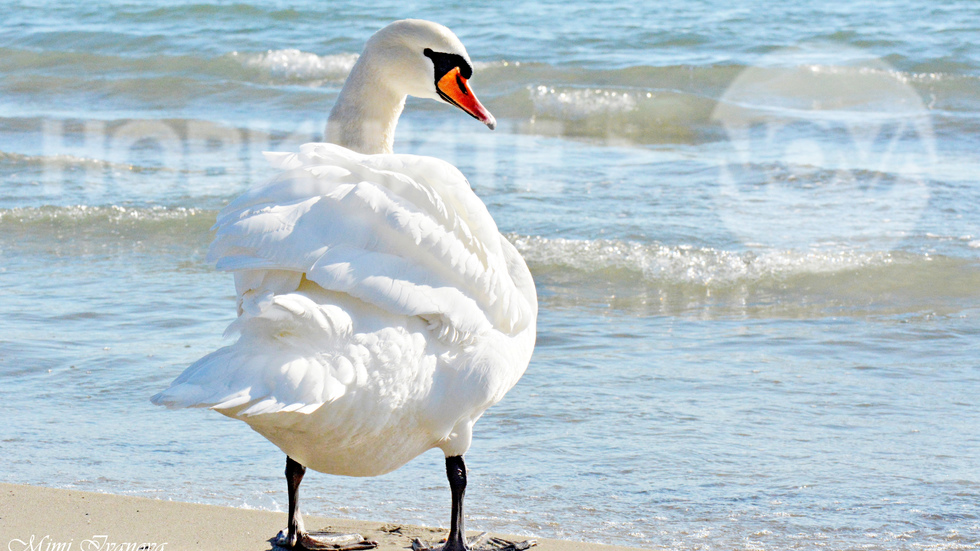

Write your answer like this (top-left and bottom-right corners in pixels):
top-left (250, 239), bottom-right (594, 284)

top-left (0, 483), bottom-right (640, 551)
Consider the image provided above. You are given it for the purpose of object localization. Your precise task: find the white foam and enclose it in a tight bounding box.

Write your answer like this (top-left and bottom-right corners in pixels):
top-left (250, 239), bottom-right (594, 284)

top-left (232, 49), bottom-right (358, 81)
top-left (511, 235), bottom-right (899, 286)
top-left (473, 59), bottom-right (523, 70)
top-left (529, 85), bottom-right (639, 120)
top-left (0, 205), bottom-right (206, 224)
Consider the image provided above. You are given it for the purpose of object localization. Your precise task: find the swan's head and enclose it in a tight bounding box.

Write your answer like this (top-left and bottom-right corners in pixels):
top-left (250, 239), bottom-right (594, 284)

top-left (362, 19), bottom-right (496, 130)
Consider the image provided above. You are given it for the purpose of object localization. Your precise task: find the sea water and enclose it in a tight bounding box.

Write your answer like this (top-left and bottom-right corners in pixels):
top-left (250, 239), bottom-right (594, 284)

top-left (1, 1), bottom-right (979, 549)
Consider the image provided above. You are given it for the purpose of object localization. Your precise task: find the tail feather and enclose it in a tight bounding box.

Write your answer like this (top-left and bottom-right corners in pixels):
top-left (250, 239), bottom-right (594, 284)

top-left (151, 290), bottom-right (353, 415)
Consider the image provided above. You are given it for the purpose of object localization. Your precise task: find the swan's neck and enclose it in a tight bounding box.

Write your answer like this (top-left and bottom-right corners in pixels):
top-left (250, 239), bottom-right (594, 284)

top-left (326, 58), bottom-right (406, 155)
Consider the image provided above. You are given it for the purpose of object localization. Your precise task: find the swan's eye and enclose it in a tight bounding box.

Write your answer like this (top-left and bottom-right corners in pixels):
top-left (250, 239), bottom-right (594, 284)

top-left (423, 48), bottom-right (473, 83)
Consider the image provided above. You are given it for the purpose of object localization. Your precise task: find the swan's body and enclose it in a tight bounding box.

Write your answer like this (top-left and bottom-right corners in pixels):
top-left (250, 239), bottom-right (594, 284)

top-left (157, 144), bottom-right (536, 473)
top-left (152, 19), bottom-right (535, 551)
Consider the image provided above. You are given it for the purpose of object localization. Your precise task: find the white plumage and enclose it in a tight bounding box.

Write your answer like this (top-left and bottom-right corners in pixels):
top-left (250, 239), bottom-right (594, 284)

top-left (153, 142), bottom-right (536, 474)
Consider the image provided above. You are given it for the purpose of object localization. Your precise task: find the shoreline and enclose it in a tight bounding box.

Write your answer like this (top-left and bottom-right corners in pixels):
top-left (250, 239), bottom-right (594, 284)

top-left (0, 483), bottom-right (640, 551)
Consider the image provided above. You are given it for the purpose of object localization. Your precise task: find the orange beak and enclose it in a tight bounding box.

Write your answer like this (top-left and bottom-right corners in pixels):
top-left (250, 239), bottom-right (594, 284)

top-left (436, 67), bottom-right (496, 130)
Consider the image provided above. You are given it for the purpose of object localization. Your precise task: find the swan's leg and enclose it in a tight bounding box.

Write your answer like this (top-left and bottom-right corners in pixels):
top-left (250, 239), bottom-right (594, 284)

top-left (286, 455), bottom-right (306, 547)
top-left (444, 455), bottom-right (468, 551)
top-left (408, 458), bottom-right (535, 551)
top-left (276, 456), bottom-right (377, 550)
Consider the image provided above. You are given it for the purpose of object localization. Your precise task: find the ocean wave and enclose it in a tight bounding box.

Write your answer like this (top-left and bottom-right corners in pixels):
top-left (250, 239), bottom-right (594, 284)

top-left (0, 204), bottom-right (209, 223)
top-left (0, 205), bottom-right (217, 257)
top-left (120, 3), bottom-right (304, 21)
top-left (0, 47), bottom-right (228, 81)
top-left (487, 62), bottom-right (980, 143)
top-left (513, 235), bottom-right (900, 285)
top-left (0, 150), bottom-right (140, 172)
top-left (5, 207), bottom-right (978, 316)
top-left (516, 84), bottom-right (717, 143)
top-left (529, 86), bottom-right (640, 120)
top-left (229, 50), bottom-right (358, 82)
top-left (2, 43), bottom-right (978, 144)
top-left (0, 46), bottom-right (353, 90)
top-left (511, 235), bottom-right (980, 317)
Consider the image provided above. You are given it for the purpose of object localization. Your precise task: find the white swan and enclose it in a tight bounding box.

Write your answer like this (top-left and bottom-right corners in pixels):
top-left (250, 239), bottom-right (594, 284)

top-left (152, 19), bottom-right (537, 551)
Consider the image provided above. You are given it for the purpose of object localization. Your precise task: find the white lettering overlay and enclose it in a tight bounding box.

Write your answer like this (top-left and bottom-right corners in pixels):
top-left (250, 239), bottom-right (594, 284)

top-left (7, 535), bottom-right (167, 551)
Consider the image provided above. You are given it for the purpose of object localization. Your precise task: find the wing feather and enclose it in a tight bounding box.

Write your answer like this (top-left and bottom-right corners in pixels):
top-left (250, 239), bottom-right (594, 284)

top-left (153, 143), bottom-right (535, 416)
top-left (211, 143), bottom-right (531, 336)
